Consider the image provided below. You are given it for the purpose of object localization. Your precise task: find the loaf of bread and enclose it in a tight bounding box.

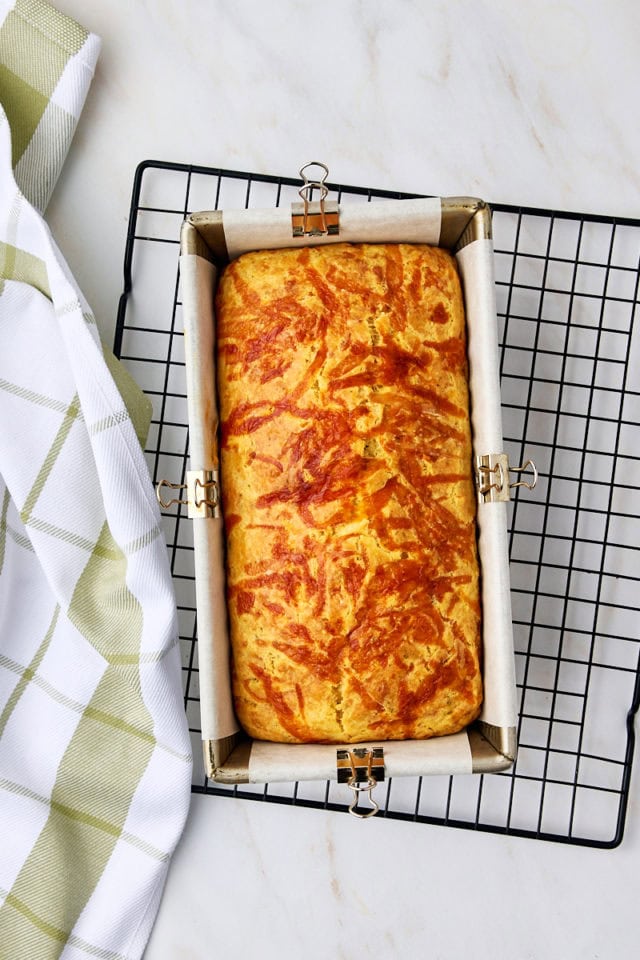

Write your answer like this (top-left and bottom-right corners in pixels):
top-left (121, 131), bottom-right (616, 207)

top-left (216, 242), bottom-right (482, 744)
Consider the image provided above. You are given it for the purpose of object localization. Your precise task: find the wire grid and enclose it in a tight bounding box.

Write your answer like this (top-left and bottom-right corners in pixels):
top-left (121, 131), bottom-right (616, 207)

top-left (115, 160), bottom-right (640, 847)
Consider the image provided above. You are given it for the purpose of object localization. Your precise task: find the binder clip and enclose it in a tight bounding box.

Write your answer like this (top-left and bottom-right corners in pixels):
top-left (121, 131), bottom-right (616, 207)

top-left (476, 454), bottom-right (538, 503)
top-left (337, 747), bottom-right (384, 819)
top-left (292, 161), bottom-right (340, 238)
top-left (156, 469), bottom-right (220, 519)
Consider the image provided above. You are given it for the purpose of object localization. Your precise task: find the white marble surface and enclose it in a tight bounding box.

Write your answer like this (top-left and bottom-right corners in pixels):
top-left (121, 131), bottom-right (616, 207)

top-left (44, 1), bottom-right (640, 957)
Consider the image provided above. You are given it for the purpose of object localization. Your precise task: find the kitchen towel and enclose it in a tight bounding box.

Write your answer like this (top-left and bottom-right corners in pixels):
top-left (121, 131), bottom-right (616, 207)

top-left (0, 2), bottom-right (192, 958)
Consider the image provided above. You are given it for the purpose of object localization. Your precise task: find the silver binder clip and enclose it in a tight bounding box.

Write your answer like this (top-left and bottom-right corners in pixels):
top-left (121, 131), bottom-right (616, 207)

top-left (337, 747), bottom-right (384, 819)
top-left (156, 469), bottom-right (220, 519)
top-left (291, 161), bottom-right (340, 237)
top-left (476, 454), bottom-right (538, 503)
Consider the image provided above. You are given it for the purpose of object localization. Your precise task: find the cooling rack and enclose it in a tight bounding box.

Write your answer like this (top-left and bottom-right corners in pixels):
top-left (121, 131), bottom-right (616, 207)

top-left (114, 160), bottom-right (640, 847)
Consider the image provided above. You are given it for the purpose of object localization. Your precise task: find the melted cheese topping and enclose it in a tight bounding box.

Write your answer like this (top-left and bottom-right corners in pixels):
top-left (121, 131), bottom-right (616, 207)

top-left (216, 242), bottom-right (482, 744)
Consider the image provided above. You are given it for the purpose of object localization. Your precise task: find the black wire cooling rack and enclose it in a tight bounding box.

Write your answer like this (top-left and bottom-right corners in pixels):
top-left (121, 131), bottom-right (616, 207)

top-left (115, 160), bottom-right (640, 848)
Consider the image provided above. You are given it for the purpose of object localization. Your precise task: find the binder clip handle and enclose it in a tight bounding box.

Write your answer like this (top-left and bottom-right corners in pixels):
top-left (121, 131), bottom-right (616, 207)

top-left (509, 459), bottom-right (538, 491)
top-left (347, 776), bottom-right (380, 819)
top-left (156, 479), bottom-right (188, 509)
top-left (344, 748), bottom-right (382, 819)
top-left (298, 160), bottom-right (330, 204)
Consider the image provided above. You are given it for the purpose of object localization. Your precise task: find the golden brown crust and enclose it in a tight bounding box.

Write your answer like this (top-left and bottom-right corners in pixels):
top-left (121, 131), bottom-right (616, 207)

top-left (216, 242), bottom-right (482, 744)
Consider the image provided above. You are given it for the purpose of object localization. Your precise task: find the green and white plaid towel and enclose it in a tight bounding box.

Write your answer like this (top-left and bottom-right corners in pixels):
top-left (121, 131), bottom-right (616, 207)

top-left (0, 2), bottom-right (192, 958)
